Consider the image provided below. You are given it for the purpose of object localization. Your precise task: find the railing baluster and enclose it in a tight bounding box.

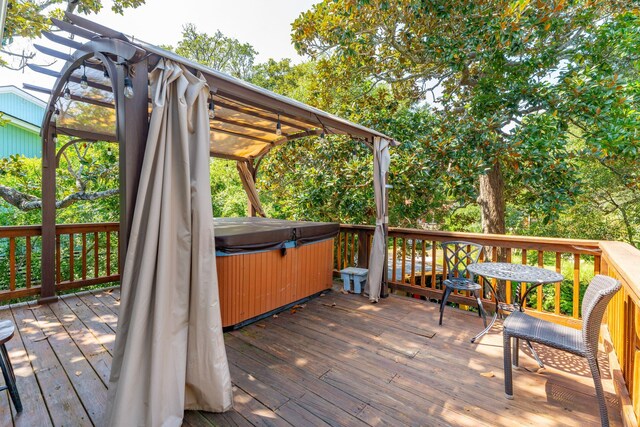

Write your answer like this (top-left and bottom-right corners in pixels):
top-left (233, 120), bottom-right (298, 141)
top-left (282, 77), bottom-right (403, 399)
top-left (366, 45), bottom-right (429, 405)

top-left (420, 241), bottom-right (426, 288)
top-left (336, 232), bottom-right (342, 271)
top-left (116, 231), bottom-right (121, 273)
top-left (9, 237), bottom-right (16, 292)
top-left (401, 238), bottom-right (407, 286)
top-left (490, 246), bottom-right (498, 303)
top-left (505, 248), bottom-right (512, 304)
top-left (56, 233), bottom-right (61, 284)
top-left (106, 231), bottom-right (112, 276)
top-left (410, 239), bottom-right (416, 286)
top-left (94, 232), bottom-right (99, 277)
top-left (554, 252), bottom-right (562, 314)
top-left (69, 233), bottom-right (75, 282)
top-left (26, 236), bottom-right (32, 289)
top-left (350, 232), bottom-right (356, 266)
top-left (343, 232), bottom-right (348, 268)
top-left (391, 238), bottom-right (397, 283)
top-left (82, 232), bottom-right (87, 280)
top-left (537, 251), bottom-right (544, 311)
top-left (573, 254), bottom-right (580, 318)
top-left (441, 242), bottom-right (447, 283)
top-left (521, 249), bottom-right (527, 308)
top-left (430, 242), bottom-right (436, 289)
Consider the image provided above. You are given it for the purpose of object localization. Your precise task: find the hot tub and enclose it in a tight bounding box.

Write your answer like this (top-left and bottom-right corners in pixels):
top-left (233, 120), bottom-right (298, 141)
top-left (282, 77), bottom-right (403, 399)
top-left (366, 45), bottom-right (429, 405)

top-left (213, 217), bottom-right (339, 329)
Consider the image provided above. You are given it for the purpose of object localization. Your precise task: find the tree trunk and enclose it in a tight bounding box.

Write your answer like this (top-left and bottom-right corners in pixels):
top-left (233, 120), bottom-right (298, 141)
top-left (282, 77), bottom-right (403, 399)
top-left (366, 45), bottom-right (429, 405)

top-left (478, 161), bottom-right (506, 235)
top-left (478, 161), bottom-right (507, 297)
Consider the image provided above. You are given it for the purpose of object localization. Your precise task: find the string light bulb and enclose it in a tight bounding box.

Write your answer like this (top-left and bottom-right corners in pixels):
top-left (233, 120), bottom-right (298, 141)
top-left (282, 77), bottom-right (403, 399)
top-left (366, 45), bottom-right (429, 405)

top-left (52, 133), bottom-right (58, 143)
top-left (52, 109), bottom-right (60, 122)
top-left (63, 87), bottom-right (71, 100)
top-left (80, 62), bottom-right (88, 89)
top-left (208, 97), bottom-right (216, 119)
top-left (103, 68), bottom-right (109, 78)
top-left (275, 114), bottom-right (282, 136)
top-left (123, 76), bottom-right (134, 99)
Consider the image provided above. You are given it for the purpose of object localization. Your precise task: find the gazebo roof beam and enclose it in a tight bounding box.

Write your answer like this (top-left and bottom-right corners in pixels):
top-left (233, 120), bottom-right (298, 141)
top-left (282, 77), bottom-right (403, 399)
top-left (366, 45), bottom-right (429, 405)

top-left (212, 115), bottom-right (280, 135)
top-left (33, 44), bottom-right (73, 62)
top-left (209, 152), bottom-right (250, 162)
top-left (210, 126), bottom-right (274, 144)
top-left (28, 64), bottom-right (114, 93)
top-left (64, 12), bottom-right (129, 41)
top-left (214, 98), bottom-right (309, 131)
top-left (51, 18), bottom-right (100, 40)
top-left (41, 30), bottom-right (85, 50)
top-left (23, 83), bottom-right (115, 110)
top-left (57, 126), bottom-right (116, 142)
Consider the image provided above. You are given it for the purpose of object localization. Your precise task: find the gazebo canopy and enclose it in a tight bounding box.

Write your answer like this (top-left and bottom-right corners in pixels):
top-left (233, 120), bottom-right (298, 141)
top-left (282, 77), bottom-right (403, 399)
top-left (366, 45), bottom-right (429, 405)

top-left (26, 13), bottom-right (397, 161)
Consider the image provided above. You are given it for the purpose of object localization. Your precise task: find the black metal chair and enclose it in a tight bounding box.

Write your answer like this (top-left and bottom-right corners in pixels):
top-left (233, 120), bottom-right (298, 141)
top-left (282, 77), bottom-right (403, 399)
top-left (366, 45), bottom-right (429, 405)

top-left (438, 241), bottom-right (486, 327)
top-left (0, 320), bottom-right (22, 413)
top-left (503, 275), bottom-right (621, 427)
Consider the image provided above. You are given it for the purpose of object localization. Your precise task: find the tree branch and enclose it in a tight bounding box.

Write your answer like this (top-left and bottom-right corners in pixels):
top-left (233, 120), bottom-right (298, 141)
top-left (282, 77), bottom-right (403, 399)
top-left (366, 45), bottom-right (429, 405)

top-left (0, 185), bottom-right (118, 211)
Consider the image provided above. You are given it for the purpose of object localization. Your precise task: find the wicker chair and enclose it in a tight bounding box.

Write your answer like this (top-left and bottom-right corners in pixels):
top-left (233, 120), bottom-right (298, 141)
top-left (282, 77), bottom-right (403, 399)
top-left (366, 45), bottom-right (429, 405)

top-left (438, 241), bottom-right (486, 327)
top-left (503, 275), bottom-right (621, 427)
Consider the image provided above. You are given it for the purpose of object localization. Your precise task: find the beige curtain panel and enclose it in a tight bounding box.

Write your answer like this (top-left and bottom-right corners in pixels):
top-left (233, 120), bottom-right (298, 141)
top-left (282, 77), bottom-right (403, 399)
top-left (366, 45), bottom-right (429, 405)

top-left (105, 60), bottom-right (233, 426)
top-left (366, 137), bottom-right (391, 303)
top-left (236, 161), bottom-right (266, 217)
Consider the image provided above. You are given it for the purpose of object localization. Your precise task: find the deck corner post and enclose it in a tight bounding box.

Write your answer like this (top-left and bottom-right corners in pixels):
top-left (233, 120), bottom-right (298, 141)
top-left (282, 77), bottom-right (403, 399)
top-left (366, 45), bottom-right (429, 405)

top-left (39, 125), bottom-right (58, 304)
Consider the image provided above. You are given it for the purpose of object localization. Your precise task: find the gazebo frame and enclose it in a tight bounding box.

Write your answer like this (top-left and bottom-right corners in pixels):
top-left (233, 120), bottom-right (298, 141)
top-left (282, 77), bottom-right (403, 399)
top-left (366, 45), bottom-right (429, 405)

top-left (26, 13), bottom-right (397, 303)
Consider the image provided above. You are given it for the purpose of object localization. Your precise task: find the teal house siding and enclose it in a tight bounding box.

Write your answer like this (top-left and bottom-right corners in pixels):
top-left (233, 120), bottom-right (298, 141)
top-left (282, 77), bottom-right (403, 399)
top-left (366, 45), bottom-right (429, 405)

top-left (0, 125), bottom-right (41, 158)
top-left (0, 86), bottom-right (45, 159)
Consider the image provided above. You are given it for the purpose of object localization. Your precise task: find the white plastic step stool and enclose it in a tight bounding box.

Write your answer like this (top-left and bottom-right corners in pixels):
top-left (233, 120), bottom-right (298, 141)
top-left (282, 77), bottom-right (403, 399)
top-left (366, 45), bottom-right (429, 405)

top-left (340, 267), bottom-right (369, 294)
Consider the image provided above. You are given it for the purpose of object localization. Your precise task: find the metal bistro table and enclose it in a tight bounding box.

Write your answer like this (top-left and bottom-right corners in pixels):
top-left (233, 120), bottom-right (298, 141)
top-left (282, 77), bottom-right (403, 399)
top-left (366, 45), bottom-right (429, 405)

top-left (466, 262), bottom-right (564, 352)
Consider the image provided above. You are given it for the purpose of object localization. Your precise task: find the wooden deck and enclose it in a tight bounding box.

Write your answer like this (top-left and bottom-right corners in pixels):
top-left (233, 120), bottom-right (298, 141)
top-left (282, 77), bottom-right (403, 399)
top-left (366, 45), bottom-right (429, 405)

top-left (0, 286), bottom-right (621, 426)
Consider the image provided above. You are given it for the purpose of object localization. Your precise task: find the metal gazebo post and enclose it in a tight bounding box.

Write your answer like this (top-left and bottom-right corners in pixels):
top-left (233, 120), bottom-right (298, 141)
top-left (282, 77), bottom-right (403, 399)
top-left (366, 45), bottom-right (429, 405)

top-left (39, 124), bottom-right (58, 303)
top-left (114, 57), bottom-right (149, 273)
top-left (381, 171), bottom-right (390, 298)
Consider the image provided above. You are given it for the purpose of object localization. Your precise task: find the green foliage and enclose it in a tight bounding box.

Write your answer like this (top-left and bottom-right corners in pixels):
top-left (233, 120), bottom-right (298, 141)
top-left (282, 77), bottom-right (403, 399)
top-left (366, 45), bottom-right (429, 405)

top-left (2, 0), bottom-right (145, 67)
top-left (170, 24), bottom-right (258, 80)
top-left (292, 1), bottom-right (639, 232)
top-left (210, 159), bottom-right (247, 217)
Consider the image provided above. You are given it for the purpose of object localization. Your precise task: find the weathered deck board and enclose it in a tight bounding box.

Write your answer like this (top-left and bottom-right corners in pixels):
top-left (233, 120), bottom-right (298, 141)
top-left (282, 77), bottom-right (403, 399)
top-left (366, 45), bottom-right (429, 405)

top-left (0, 286), bottom-right (622, 426)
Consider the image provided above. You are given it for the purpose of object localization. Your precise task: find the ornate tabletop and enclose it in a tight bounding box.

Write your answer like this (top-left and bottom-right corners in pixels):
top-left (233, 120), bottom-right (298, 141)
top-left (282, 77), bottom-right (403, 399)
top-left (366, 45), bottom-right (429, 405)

top-left (467, 262), bottom-right (564, 284)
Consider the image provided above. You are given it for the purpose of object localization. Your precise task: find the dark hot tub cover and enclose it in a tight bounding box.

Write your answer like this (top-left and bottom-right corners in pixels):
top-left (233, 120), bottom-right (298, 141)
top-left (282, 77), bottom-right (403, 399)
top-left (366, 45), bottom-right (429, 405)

top-left (213, 217), bottom-right (339, 254)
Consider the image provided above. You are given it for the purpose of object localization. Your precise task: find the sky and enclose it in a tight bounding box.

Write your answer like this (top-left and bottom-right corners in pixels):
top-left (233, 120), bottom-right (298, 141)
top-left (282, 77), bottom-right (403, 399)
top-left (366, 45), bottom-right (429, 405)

top-left (0, 0), bottom-right (318, 100)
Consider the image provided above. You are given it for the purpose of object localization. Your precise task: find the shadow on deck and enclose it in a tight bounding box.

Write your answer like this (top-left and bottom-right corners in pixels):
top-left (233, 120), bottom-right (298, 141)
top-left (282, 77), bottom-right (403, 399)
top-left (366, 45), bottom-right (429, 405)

top-left (0, 285), bottom-right (621, 426)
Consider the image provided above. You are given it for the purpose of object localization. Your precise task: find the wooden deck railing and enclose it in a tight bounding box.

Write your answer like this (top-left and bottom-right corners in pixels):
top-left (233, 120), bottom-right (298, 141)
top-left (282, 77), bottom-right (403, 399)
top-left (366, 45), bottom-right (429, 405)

top-left (0, 223), bottom-right (120, 302)
top-left (336, 224), bottom-right (601, 327)
top-left (600, 241), bottom-right (640, 427)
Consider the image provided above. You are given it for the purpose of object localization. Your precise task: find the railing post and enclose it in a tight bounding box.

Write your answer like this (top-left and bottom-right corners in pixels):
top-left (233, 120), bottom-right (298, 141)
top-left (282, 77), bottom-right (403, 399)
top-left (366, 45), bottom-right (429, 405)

top-left (356, 230), bottom-right (369, 268)
top-left (39, 125), bottom-right (58, 304)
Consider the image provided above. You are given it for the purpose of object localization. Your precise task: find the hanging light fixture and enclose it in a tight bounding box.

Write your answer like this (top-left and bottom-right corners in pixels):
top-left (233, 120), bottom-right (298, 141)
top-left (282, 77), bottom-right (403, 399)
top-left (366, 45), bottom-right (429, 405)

top-left (52, 109), bottom-right (60, 122)
top-left (123, 75), bottom-right (134, 99)
top-left (275, 113), bottom-right (282, 136)
top-left (52, 133), bottom-right (58, 143)
top-left (80, 61), bottom-right (88, 89)
top-left (63, 87), bottom-right (71, 100)
top-left (208, 95), bottom-right (216, 119)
